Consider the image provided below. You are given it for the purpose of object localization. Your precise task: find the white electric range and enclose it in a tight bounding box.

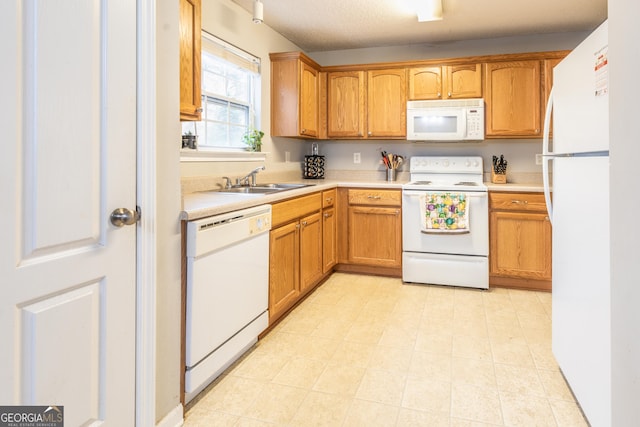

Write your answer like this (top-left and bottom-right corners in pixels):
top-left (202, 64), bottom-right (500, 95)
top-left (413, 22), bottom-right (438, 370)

top-left (402, 156), bottom-right (489, 289)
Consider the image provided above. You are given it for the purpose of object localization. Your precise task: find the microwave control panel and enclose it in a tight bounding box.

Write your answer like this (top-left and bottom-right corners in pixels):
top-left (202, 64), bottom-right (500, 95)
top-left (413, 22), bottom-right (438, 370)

top-left (466, 108), bottom-right (485, 139)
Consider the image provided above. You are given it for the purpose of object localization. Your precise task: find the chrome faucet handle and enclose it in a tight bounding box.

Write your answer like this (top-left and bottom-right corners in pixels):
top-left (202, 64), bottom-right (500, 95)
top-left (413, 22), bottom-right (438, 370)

top-left (240, 165), bottom-right (266, 187)
top-left (222, 177), bottom-right (232, 189)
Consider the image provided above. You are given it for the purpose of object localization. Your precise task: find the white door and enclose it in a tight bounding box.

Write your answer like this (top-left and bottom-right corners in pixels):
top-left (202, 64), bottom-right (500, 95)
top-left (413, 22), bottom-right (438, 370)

top-left (0, 1), bottom-right (137, 426)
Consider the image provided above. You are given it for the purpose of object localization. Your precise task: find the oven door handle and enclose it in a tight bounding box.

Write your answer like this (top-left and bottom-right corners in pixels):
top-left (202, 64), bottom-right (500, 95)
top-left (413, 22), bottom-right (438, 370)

top-left (402, 190), bottom-right (488, 199)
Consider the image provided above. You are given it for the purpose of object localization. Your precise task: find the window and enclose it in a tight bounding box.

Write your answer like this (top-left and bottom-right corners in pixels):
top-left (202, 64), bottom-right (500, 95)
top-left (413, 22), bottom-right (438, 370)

top-left (182, 32), bottom-right (261, 151)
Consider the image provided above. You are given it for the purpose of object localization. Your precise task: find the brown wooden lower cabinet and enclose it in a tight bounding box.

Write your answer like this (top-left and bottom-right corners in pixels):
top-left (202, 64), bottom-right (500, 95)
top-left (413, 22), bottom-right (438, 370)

top-left (269, 221), bottom-right (300, 323)
top-left (336, 187), bottom-right (402, 277)
top-left (268, 192), bottom-right (327, 325)
top-left (489, 191), bottom-right (552, 291)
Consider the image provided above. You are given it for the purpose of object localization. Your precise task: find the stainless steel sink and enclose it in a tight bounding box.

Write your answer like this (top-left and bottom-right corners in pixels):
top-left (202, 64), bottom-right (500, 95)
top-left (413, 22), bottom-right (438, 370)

top-left (216, 183), bottom-right (312, 194)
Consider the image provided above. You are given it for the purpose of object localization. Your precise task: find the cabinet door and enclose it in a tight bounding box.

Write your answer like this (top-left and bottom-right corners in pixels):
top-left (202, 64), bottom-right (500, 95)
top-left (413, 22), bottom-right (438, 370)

top-left (179, 0), bottom-right (202, 121)
top-left (269, 222), bottom-right (300, 323)
top-left (490, 211), bottom-right (552, 280)
top-left (484, 60), bottom-right (541, 137)
top-left (322, 207), bottom-right (337, 273)
top-left (446, 64), bottom-right (482, 99)
top-left (408, 67), bottom-right (443, 100)
top-left (367, 69), bottom-right (407, 138)
top-left (327, 71), bottom-right (366, 138)
top-left (299, 212), bottom-right (323, 295)
top-left (348, 206), bottom-right (402, 267)
top-left (299, 61), bottom-right (319, 137)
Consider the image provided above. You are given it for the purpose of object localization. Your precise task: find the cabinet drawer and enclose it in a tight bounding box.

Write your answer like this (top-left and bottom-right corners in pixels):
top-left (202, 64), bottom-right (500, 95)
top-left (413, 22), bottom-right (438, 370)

top-left (490, 192), bottom-right (547, 212)
top-left (348, 189), bottom-right (401, 206)
top-left (272, 192), bottom-right (321, 227)
top-left (322, 189), bottom-right (336, 209)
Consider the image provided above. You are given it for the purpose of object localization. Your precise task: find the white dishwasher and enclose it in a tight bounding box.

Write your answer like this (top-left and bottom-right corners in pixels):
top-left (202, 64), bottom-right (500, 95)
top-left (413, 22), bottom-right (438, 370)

top-left (185, 204), bottom-right (271, 402)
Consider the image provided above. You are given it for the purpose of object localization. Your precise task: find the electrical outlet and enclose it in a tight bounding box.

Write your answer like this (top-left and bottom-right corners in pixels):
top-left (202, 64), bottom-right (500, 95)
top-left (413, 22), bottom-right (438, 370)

top-left (353, 152), bottom-right (361, 164)
top-left (535, 153), bottom-right (543, 165)
top-left (285, 151), bottom-right (290, 163)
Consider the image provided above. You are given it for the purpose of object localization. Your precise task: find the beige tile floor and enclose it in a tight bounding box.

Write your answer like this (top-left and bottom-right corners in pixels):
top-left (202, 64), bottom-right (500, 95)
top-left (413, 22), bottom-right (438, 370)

top-left (183, 273), bottom-right (588, 427)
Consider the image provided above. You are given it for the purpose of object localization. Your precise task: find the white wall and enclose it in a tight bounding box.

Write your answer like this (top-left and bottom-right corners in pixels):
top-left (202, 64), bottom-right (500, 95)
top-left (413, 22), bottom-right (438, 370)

top-left (609, 0), bottom-right (640, 424)
top-left (309, 31), bottom-right (590, 66)
top-left (155, 0), bottom-right (183, 423)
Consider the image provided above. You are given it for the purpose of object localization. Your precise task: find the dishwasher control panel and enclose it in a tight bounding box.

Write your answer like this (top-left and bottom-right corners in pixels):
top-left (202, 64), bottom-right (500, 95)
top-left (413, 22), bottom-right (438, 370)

top-left (187, 205), bottom-right (272, 257)
top-left (249, 213), bottom-right (271, 235)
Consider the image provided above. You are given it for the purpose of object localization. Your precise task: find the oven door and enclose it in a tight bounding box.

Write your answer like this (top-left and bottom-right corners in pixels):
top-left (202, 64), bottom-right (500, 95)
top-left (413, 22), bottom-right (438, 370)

top-left (402, 189), bottom-right (488, 256)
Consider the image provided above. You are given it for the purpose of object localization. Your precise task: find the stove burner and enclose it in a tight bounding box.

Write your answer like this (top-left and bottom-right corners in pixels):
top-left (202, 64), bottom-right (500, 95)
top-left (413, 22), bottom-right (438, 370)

top-left (455, 181), bottom-right (478, 186)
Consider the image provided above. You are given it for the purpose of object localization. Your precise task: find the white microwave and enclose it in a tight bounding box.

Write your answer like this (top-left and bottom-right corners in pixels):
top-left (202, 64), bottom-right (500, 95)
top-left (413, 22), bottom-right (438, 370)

top-left (406, 99), bottom-right (485, 141)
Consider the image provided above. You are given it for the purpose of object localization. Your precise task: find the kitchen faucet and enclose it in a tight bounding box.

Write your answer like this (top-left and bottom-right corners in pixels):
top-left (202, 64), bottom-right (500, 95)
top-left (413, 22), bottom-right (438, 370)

top-left (237, 166), bottom-right (265, 186)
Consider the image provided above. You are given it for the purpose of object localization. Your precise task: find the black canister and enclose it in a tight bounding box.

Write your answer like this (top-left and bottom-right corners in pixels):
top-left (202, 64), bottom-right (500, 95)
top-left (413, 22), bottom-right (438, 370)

top-left (303, 155), bottom-right (325, 179)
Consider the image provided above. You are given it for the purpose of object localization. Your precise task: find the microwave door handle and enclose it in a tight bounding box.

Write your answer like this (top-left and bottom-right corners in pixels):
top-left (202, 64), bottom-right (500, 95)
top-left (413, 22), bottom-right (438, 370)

top-left (461, 110), bottom-right (468, 139)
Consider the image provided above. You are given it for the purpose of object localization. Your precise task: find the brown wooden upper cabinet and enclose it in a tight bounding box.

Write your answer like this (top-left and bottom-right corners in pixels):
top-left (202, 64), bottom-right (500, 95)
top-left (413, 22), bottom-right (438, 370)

top-left (408, 64), bottom-right (482, 100)
top-left (483, 60), bottom-right (542, 138)
top-left (367, 69), bottom-right (407, 138)
top-left (179, 0), bottom-right (202, 121)
top-left (270, 52), bottom-right (321, 138)
top-left (326, 68), bottom-right (406, 139)
top-left (327, 71), bottom-right (366, 138)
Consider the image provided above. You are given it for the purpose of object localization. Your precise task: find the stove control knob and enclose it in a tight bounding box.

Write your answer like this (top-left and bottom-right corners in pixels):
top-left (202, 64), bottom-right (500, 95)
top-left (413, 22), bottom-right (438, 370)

top-left (465, 160), bottom-right (471, 167)
top-left (443, 159), bottom-right (450, 167)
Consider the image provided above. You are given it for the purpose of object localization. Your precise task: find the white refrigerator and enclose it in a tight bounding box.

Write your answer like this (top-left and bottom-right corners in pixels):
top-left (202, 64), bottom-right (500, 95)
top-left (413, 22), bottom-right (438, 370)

top-left (543, 20), bottom-right (610, 427)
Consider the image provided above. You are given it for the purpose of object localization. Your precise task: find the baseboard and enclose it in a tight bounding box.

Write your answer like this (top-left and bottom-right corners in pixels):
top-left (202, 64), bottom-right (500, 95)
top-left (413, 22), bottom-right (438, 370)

top-left (156, 404), bottom-right (184, 427)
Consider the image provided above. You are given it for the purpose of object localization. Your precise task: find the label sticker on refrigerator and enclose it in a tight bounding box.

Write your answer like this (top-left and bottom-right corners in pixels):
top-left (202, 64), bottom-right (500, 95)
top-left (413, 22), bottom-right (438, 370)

top-left (594, 46), bottom-right (608, 97)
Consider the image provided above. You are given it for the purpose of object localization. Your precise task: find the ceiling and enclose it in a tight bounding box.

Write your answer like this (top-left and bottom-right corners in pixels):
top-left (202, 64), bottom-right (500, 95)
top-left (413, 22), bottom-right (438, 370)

top-left (231, 0), bottom-right (607, 52)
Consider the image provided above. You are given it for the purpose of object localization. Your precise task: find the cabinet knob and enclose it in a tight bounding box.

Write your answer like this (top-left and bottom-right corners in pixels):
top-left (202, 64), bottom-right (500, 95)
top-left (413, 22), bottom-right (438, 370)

top-left (447, 92), bottom-right (452, 98)
top-left (367, 131), bottom-right (372, 136)
top-left (326, 197), bottom-right (333, 203)
top-left (301, 220), bottom-right (308, 226)
top-left (323, 212), bottom-right (333, 218)
top-left (437, 92), bottom-right (442, 98)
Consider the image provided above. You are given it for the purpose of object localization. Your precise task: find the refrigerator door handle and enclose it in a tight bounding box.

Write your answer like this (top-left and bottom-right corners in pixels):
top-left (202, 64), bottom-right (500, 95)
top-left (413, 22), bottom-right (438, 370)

top-left (542, 88), bottom-right (554, 224)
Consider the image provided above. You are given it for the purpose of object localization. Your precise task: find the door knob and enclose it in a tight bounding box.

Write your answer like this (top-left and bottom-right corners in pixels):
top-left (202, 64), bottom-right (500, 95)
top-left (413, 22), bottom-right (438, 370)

top-left (110, 206), bottom-right (141, 227)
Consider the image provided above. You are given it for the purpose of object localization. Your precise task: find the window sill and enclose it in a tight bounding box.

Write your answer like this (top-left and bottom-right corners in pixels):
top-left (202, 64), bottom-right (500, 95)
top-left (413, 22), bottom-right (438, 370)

top-left (180, 149), bottom-right (268, 162)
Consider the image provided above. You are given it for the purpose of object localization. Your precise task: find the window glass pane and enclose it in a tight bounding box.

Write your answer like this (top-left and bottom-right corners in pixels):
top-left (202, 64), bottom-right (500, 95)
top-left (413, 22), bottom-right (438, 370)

top-left (206, 99), bottom-right (228, 122)
top-left (229, 125), bottom-right (246, 147)
top-left (229, 103), bottom-right (248, 125)
top-left (206, 122), bottom-right (229, 147)
top-left (202, 71), bottom-right (225, 95)
top-left (227, 78), bottom-right (249, 102)
top-left (226, 66), bottom-right (246, 82)
top-left (202, 55), bottom-right (223, 74)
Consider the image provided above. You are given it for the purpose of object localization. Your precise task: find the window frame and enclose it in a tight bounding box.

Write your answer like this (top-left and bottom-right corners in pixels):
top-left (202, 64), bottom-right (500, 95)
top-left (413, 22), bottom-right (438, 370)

top-left (181, 32), bottom-right (265, 162)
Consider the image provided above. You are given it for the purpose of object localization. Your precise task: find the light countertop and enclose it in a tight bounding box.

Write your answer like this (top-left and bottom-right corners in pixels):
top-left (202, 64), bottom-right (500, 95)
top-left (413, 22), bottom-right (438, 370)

top-left (181, 178), bottom-right (545, 221)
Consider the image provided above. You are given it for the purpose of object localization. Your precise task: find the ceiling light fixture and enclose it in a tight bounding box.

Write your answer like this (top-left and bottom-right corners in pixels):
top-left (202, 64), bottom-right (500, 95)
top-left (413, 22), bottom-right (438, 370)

top-left (417, 0), bottom-right (443, 22)
top-left (253, 0), bottom-right (264, 24)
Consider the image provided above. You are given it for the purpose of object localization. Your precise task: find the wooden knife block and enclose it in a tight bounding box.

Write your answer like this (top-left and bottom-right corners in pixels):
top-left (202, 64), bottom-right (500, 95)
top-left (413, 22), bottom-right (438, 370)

top-left (491, 169), bottom-right (507, 184)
